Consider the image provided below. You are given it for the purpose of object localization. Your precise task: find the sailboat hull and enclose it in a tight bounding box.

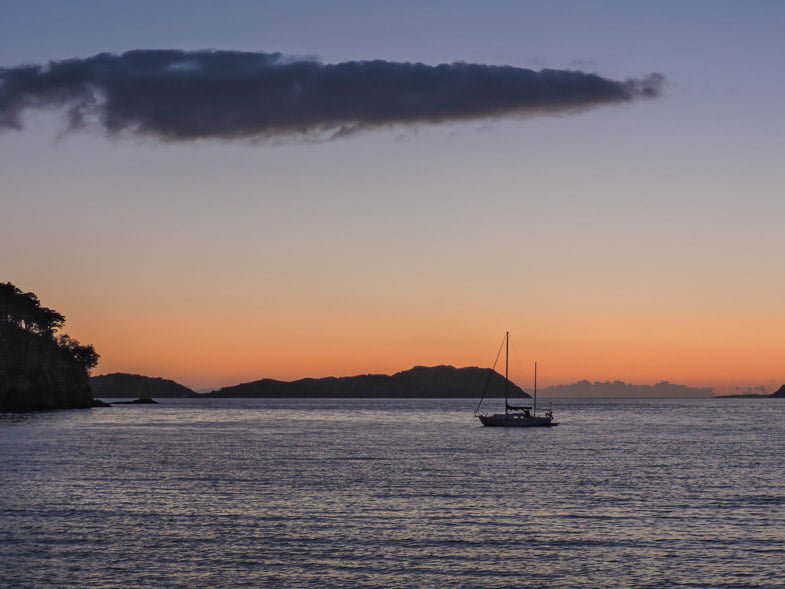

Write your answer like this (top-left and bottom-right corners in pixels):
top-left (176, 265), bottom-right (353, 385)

top-left (475, 332), bottom-right (558, 428)
top-left (478, 413), bottom-right (556, 427)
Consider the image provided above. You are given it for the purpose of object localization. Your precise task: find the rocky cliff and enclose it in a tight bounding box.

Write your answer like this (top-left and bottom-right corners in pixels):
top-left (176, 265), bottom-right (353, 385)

top-left (0, 324), bottom-right (93, 411)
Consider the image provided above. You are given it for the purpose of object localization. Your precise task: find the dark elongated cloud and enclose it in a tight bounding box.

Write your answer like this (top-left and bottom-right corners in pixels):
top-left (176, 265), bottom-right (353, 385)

top-left (0, 49), bottom-right (663, 141)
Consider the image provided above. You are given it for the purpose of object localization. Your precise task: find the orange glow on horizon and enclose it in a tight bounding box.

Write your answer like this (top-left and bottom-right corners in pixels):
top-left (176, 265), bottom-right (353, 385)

top-left (16, 265), bottom-right (782, 395)
top-left (76, 296), bottom-right (784, 394)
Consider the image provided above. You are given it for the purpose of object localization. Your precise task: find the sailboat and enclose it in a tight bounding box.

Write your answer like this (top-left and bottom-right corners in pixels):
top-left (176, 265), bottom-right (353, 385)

top-left (475, 332), bottom-right (557, 427)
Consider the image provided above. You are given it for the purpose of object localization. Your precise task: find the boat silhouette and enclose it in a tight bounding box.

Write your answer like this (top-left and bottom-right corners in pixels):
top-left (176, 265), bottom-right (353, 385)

top-left (475, 332), bottom-right (557, 427)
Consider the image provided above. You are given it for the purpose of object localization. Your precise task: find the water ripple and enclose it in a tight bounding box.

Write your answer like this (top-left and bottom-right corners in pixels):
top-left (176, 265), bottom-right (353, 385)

top-left (1, 398), bottom-right (784, 588)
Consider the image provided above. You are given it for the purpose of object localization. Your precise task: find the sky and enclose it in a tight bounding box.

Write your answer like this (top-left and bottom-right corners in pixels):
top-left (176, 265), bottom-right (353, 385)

top-left (1, 1), bottom-right (784, 393)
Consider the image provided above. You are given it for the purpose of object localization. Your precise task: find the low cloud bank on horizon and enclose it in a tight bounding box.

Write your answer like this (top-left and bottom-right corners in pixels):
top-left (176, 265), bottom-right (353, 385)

top-left (543, 380), bottom-right (713, 398)
top-left (0, 49), bottom-right (663, 142)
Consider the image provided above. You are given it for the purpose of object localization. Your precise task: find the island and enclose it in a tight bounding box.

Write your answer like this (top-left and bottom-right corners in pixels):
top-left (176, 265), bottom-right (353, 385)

top-left (771, 385), bottom-right (785, 398)
top-left (91, 373), bottom-right (196, 398)
top-left (205, 365), bottom-right (528, 399)
top-left (0, 282), bottom-right (100, 411)
top-left (112, 397), bottom-right (159, 404)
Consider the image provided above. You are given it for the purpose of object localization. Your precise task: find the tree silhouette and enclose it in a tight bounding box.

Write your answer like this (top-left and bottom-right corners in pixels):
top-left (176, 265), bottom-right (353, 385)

top-left (0, 282), bottom-right (99, 373)
top-left (57, 334), bottom-right (100, 372)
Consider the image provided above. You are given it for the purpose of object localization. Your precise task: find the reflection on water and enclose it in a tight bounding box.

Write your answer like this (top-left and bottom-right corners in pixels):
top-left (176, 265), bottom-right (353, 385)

top-left (1, 398), bottom-right (784, 588)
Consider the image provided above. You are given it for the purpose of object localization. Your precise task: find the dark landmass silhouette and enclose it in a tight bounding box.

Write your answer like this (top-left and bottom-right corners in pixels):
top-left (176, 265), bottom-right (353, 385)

top-left (112, 397), bottom-right (159, 405)
top-left (716, 384), bottom-right (785, 398)
top-left (543, 379), bottom-right (713, 398)
top-left (91, 373), bottom-right (196, 398)
top-left (206, 365), bottom-right (529, 399)
top-left (716, 393), bottom-right (769, 398)
top-left (1, 282), bottom-right (99, 411)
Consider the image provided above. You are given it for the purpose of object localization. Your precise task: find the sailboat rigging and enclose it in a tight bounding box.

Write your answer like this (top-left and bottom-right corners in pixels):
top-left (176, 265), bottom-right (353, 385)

top-left (475, 332), bottom-right (557, 427)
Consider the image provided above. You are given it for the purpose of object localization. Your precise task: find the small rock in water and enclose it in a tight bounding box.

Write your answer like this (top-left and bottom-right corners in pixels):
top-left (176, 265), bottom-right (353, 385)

top-left (113, 397), bottom-right (158, 405)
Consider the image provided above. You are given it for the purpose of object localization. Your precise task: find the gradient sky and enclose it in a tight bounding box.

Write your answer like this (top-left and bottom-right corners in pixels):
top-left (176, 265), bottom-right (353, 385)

top-left (1, 1), bottom-right (784, 393)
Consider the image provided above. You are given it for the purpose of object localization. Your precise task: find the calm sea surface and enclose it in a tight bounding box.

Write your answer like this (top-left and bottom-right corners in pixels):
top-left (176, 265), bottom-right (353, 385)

top-left (2, 398), bottom-right (784, 588)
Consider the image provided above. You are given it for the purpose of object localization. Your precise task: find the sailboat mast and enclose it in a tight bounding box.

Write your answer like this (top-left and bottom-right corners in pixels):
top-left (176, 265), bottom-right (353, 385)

top-left (504, 331), bottom-right (509, 413)
top-left (534, 361), bottom-right (537, 416)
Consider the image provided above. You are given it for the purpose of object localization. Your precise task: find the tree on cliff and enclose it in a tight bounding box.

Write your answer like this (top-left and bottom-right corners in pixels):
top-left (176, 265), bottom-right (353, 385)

top-left (56, 334), bottom-right (100, 372)
top-left (0, 282), bottom-right (65, 335)
top-left (0, 282), bottom-right (99, 373)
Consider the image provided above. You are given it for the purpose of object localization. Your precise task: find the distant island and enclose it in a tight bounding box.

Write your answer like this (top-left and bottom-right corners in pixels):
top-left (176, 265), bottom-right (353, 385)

top-left (91, 373), bottom-right (197, 398)
top-left (104, 369), bottom-right (755, 400)
top-left (205, 365), bottom-right (529, 399)
top-left (1, 282), bottom-right (100, 411)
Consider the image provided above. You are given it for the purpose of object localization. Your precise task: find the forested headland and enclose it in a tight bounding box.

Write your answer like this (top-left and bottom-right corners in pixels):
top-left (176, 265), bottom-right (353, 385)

top-left (0, 282), bottom-right (99, 411)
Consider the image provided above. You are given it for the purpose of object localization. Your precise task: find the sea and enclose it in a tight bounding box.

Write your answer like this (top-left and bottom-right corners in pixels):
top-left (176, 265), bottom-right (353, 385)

top-left (1, 398), bottom-right (784, 588)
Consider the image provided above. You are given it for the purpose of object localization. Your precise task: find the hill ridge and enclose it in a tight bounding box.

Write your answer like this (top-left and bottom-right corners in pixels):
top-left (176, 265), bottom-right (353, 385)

top-left (206, 364), bottom-right (529, 399)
